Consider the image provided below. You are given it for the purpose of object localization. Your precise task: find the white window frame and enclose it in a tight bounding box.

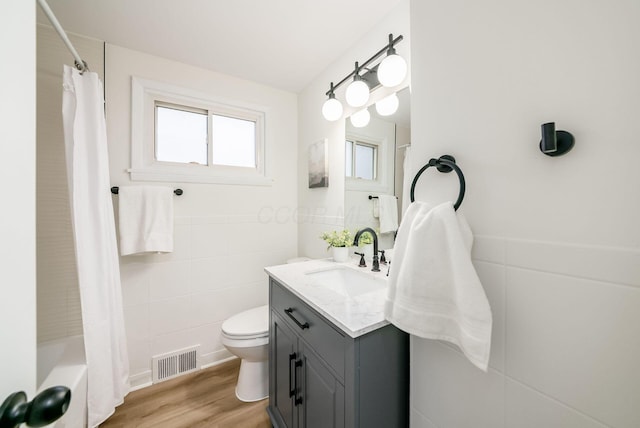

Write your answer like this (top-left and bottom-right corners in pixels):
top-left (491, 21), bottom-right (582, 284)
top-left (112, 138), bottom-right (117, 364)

top-left (345, 138), bottom-right (378, 181)
top-left (130, 77), bottom-right (272, 186)
top-left (345, 131), bottom-right (392, 193)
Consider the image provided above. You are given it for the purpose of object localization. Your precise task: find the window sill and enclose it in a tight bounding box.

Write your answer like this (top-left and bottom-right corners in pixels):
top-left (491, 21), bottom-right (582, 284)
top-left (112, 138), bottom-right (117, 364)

top-left (128, 168), bottom-right (274, 186)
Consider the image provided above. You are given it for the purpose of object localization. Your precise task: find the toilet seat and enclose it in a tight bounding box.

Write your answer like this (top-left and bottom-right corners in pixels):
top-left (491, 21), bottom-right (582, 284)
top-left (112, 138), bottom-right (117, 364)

top-left (222, 305), bottom-right (269, 340)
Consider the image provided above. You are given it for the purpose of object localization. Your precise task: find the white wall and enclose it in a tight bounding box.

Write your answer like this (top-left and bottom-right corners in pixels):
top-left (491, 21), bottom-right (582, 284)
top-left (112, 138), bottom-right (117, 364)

top-left (105, 45), bottom-right (298, 388)
top-left (297, 0), bottom-right (410, 259)
top-left (0, 0), bottom-right (37, 397)
top-left (410, 1), bottom-right (640, 427)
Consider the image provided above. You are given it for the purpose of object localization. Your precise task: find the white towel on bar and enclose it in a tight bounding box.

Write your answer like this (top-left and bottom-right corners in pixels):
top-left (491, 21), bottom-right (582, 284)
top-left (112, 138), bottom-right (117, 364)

top-left (385, 201), bottom-right (492, 371)
top-left (378, 195), bottom-right (399, 233)
top-left (118, 186), bottom-right (174, 256)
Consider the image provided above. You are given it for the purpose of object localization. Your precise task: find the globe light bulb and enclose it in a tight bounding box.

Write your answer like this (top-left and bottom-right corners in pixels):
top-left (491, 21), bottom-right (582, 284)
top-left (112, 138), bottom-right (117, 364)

top-left (322, 96), bottom-right (343, 121)
top-left (375, 93), bottom-right (399, 116)
top-left (377, 53), bottom-right (407, 87)
top-left (350, 108), bottom-right (370, 128)
top-left (345, 79), bottom-right (370, 107)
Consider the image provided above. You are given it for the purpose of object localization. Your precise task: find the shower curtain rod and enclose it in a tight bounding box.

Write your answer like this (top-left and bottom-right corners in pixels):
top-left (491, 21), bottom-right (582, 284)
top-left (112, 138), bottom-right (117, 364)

top-left (37, 0), bottom-right (89, 73)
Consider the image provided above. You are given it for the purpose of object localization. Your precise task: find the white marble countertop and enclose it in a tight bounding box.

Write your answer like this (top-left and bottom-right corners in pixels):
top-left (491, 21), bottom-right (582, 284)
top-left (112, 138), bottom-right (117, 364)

top-left (265, 258), bottom-right (391, 338)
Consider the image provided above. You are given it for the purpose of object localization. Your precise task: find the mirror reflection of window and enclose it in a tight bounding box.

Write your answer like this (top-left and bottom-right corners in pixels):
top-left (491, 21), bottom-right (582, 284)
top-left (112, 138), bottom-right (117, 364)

top-left (345, 139), bottom-right (378, 180)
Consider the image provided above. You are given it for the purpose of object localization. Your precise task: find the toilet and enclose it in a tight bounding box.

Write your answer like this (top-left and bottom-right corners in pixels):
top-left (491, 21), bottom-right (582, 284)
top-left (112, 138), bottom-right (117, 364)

top-left (221, 304), bottom-right (270, 402)
top-left (222, 257), bottom-right (310, 402)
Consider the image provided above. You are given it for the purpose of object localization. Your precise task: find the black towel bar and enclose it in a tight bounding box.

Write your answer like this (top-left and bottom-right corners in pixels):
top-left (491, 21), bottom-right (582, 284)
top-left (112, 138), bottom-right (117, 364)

top-left (409, 155), bottom-right (465, 210)
top-left (110, 186), bottom-right (183, 196)
top-left (368, 195), bottom-right (398, 200)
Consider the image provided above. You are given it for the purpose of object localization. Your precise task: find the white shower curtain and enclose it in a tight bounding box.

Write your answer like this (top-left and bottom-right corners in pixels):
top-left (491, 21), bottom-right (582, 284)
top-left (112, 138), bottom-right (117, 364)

top-left (62, 65), bottom-right (130, 427)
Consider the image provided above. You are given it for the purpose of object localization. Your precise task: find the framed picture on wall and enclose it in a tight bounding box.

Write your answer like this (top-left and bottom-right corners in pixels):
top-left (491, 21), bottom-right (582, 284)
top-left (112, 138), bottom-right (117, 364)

top-left (308, 139), bottom-right (329, 188)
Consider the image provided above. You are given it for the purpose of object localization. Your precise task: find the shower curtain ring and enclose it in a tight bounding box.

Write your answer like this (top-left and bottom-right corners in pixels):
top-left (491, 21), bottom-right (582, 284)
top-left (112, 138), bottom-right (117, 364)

top-left (74, 60), bottom-right (89, 74)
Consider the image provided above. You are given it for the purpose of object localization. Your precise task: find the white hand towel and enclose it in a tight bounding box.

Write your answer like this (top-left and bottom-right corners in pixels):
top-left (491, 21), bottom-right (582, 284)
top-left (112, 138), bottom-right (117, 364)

top-left (385, 201), bottom-right (492, 371)
top-left (118, 186), bottom-right (174, 256)
top-left (378, 195), bottom-right (399, 233)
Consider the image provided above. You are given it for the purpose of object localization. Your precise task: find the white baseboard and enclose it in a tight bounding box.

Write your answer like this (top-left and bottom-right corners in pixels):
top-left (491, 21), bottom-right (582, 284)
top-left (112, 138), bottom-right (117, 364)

top-left (129, 370), bottom-right (152, 392)
top-left (200, 349), bottom-right (235, 368)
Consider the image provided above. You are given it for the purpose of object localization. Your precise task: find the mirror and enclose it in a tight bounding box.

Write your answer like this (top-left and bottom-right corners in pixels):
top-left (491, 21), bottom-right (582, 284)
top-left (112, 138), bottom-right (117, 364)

top-left (344, 87), bottom-right (411, 250)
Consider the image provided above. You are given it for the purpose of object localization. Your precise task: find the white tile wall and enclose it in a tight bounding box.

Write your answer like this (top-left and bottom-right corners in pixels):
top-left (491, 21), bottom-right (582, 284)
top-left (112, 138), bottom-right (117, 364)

top-left (412, 339), bottom-right (505, 428)
top-left (148, 261), bottom-right (191, 301)
top-left (413, 236), bottom-right (640, 428)
top-left (473, 260), bottom-right (505, 372)
top-left (505, 379), bottom-right (608, 428)
top-left (296, 212), bottom-right (346, 260)
top-left (410, 409), bottom-right (438, 428)
top-left (506, 239), bottom-right (640, 288)
top-left (506, 267), bottom-right (640, 428)
top-left (120, 215), bottom-right (294, 388)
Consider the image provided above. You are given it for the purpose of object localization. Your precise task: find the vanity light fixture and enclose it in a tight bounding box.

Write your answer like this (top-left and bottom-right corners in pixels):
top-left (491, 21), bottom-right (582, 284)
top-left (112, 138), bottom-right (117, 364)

top-left (350, 108), bottom-right (371, 128)
top-left (345, 62), bottom-right (370, 108)
top-left (377, 34), bottom-right (408, 88)
top-left (375, 93), bottom-right (399, 116)
top-left (322, 83), bottom-right (343, 122)
top-left (322, 34), bottom-right (405, 121)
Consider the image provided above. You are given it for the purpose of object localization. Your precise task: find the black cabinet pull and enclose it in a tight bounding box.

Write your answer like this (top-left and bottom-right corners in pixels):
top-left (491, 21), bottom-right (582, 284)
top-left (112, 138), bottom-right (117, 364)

top-left (288, 353), bottom-right (296, 398)
top-left (284, 308), bottom-right (309, 330)
top-left (294, 359), bottom-right (303, 406)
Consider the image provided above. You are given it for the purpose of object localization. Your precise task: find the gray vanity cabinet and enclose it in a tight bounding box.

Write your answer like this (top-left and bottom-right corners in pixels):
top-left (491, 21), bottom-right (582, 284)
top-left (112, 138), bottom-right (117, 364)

top-left (267, 278), bottom-right (409, 428)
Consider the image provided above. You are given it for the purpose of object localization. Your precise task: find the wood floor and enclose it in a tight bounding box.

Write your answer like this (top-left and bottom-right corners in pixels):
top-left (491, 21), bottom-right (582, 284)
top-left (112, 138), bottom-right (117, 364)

top-left (100, 359), bottom-right (271, 428)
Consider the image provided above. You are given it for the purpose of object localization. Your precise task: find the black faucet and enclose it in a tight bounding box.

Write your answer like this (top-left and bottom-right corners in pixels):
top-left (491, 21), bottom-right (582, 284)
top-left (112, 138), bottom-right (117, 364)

top-left (353, 227), bottom-right (380, 272)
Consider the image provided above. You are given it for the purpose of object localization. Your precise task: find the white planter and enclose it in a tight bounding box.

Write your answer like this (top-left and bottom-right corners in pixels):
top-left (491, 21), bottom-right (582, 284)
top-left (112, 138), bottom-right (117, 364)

top-left (332, 246), bottom-right (349, 263)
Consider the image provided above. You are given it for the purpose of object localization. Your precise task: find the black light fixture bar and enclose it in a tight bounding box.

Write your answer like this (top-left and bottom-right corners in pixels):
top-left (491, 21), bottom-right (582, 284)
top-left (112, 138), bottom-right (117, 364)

top-left (325, 34), bottom-right (404, 97)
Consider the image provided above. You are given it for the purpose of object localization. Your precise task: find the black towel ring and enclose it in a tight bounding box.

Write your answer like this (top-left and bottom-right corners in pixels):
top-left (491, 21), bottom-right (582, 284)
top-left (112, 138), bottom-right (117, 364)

top-left (409, 154), bottom-right (466, 210)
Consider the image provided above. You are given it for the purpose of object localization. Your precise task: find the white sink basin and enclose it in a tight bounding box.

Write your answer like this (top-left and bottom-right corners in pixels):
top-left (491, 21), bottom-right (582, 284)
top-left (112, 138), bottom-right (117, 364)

top-left (305, 266), bottom-right (387, 298)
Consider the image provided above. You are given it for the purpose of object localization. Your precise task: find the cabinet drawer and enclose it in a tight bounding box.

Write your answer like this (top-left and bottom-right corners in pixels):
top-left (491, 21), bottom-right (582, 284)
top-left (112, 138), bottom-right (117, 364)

top-left (270, 279), bottom-right (345, 378)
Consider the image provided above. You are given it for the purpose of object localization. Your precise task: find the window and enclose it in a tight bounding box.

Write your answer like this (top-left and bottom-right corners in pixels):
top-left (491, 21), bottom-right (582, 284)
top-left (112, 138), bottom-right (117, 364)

top-left (131, 77), bottom-right (270, 185)
top-left (210, 114), bottom-right (256, 168)
top-left (155, 103), bottom-right (208, 165)
top-left (345, 139), bottom-right (378, 180)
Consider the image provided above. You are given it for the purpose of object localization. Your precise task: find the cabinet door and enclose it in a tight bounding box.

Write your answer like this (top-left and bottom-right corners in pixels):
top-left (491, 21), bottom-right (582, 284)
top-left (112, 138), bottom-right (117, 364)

top-left (298, 343), bottom-right (345, 428)
top-left (270, 312), bottom-right (298, 428)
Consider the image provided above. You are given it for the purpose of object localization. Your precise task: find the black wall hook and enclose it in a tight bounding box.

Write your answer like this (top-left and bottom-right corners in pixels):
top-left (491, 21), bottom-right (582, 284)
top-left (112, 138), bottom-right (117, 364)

top-left (540, 122), bottom-right (574, 156)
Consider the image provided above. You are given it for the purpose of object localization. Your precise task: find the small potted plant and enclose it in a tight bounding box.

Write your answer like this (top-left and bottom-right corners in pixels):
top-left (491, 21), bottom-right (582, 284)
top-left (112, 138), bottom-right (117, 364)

top-left (320, 229), bottom-right (353, 262)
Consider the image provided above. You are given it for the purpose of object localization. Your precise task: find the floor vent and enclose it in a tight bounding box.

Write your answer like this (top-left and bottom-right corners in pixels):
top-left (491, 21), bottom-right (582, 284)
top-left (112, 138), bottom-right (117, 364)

top-left (152, 345), bottom-right (200, 383)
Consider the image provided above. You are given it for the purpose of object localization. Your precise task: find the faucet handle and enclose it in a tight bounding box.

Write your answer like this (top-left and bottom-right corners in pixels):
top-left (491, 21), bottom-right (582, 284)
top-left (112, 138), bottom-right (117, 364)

top-left (354, 252), bottom-right (367, 267)
top-left (378, 250), bottom-right (387, 264)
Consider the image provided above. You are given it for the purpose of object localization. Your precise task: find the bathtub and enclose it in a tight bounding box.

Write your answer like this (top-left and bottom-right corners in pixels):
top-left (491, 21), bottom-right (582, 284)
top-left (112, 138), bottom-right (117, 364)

top-left (37, 335), bottom-right (87, 428)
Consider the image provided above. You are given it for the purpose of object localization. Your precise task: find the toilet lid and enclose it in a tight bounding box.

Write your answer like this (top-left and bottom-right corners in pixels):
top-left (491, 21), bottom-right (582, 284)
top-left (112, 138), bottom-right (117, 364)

top-left (222, 305), bottom-right (269, 338)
